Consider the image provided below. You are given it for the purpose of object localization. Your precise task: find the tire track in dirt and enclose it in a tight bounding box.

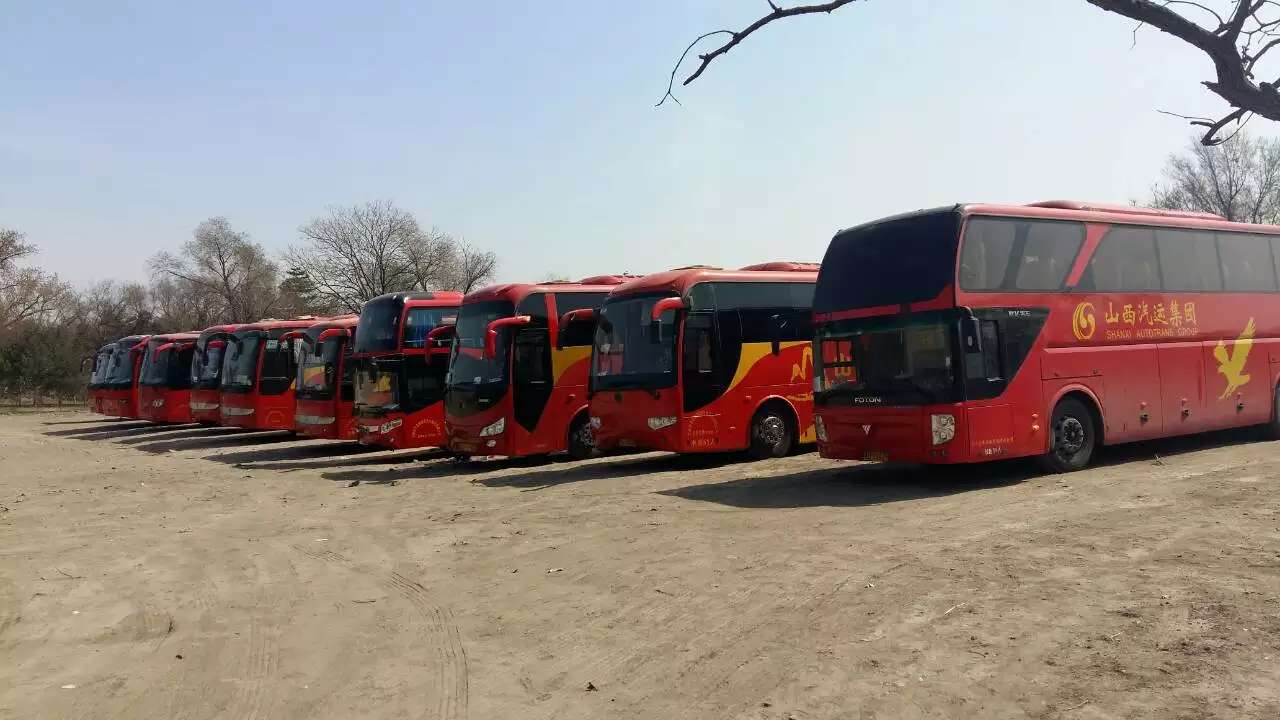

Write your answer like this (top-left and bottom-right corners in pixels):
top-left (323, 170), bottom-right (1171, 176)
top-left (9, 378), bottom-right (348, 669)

top-left (290, 544), bottom-right (469, 720)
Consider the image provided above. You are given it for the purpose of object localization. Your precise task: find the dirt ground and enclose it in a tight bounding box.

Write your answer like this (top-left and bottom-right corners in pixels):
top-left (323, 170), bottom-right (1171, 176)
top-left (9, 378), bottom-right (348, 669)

top-left (2, 410), bottom-right (1279, 719)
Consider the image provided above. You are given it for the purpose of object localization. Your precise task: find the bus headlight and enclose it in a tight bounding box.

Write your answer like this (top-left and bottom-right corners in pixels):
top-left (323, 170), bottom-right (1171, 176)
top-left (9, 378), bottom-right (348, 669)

top-left (931, 414), bottom-right (956, 445)
top-left (647, 416), bottom-right (677, 430)
top-left (814, 415), bottom-right (827, 442)
top-left (479, 417), bottom-right (506, 437)
top-left (379, 418), bottom-right (403, 434)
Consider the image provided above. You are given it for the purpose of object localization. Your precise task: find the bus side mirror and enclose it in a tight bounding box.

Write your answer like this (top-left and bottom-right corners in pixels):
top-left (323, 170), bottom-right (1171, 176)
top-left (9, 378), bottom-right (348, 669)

top-left (769, 313), bottom-right (789, 356)
top-left (425, 324), bottom-right (456, 354)
top-left (556, 309), bottom-right (596, 350)
top-left (961, 316), bottom-right (983, 354)
top-left (316, 328), bottom-right (350, 343)
top-left (648, 297), bottom-right (686, 343)
top-left (485, 315), bottom-right (532, 358)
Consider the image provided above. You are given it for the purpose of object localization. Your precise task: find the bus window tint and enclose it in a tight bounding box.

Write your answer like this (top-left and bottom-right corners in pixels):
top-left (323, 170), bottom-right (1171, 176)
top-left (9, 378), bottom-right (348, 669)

top-left (1157, 229), bottom-right (1222, 291)
top-left (1080, 226), bottom-right (1160, 291)
top-left (1219, 233), bottom-right (1278, 291)
top-left (959, 219), bottom-right (1014, 289)
top-left (1273, 237), bottom-right (1280, 288)
top-left (402, 308), bottom-right (454, 348)
top-left (960, 218), bottom-right (1082, 291)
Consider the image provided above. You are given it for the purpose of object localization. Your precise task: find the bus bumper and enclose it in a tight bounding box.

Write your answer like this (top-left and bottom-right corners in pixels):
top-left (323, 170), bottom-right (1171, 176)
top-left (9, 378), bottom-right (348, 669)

top-left (816, 405), bottom-right (969, 464)
top-left (295, 399), bottom-right (339, 439)
top-left (189, 390), bottom-right (222, 424)
top-left (590, 388), bottom-right (702, 453)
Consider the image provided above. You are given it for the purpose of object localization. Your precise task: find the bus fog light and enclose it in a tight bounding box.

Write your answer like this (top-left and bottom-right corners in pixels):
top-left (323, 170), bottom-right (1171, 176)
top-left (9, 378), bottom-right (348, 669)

top-left (589, 416), bottom-right (602, 429)
top-left (485, 439), bottom-right (497, 448)
top-left (479, 418), bottom-right (505, 437)
top-left (814, 415), bottom-right (827, 442)
top-left (647, 416), bottom-right (677, 430)
top-left (931, 414), bottom-right (956, 445)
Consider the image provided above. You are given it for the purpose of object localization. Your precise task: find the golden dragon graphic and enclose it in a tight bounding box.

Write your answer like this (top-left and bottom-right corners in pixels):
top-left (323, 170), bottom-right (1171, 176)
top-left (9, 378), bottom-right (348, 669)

top-left (1213, 317), bottom-right (1256, 399)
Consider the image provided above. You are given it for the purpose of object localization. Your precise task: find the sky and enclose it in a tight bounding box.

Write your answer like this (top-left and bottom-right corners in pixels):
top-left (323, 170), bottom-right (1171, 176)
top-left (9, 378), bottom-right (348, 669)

top-left (0, 0), bottom-right (1234, 288)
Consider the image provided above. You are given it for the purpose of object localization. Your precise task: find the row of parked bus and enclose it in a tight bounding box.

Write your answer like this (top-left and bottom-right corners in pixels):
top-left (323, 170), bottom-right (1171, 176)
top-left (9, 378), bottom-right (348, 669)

top-left (87, 201), bottom-right (1280, 472)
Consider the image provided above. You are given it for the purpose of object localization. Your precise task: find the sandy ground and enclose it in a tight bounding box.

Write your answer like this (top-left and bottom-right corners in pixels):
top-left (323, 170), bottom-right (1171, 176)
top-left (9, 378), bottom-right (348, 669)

top-left (1, 410), bottom-right (1279, 719)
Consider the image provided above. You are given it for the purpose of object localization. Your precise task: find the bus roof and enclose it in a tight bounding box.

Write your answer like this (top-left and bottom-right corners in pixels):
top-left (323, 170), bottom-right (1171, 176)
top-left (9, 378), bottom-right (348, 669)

top-left (609, 264), bottom-right (819, 299)
top-left (960, 201), bottom-right (1280, 235)
top-left (147, 332), bottom-right (201, 344)
top-left (114, 334), bottom-right (149, 346)
top-left (233, 317), bottom-right (327, 334)
top-left (299, 315), bottom-right (359, 335)
top-left (464, 277), bottom-right (637, 305)
top-left (367, 290), bottom-right (464, 307)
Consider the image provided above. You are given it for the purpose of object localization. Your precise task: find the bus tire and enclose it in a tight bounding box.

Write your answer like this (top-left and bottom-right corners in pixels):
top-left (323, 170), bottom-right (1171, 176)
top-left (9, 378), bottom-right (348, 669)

top-left (567, 413), bottom-right (596, 461)
top-left (748, 404), bottom-right (795, 460)
top-left (1040, 396), bottom-right (1096, 473)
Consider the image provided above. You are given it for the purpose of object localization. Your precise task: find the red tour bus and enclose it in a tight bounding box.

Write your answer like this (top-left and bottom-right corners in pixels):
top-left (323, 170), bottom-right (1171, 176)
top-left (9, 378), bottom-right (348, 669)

top-left (282, 315), bottom-right (360, 440)
top-left (219, 319), bottom-right (318, 430)
top-left (590, 264), bottom-right (820, 458)
top-left (188, 324), bottom-right (244, 424)
top-left (352, 291), bottom-right (463, 449)
top-left (85, 343), bottom-right (114, 415)
top-left (137, 332), bottom-right (200, 423)
top-left (444, 276), bottom-right (633, 460)
top-left (98, 335), bottom-right (150, 418)
top-left (811, 200), bottom-right (1280, 472)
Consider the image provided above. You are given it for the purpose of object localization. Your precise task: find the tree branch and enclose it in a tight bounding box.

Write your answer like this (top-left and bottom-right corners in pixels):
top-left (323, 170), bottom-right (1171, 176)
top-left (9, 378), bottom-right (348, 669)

top-left (658, 0), bottom-right (860, 106)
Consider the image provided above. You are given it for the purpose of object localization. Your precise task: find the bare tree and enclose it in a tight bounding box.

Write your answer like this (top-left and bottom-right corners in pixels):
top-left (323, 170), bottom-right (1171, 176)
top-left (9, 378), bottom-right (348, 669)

top-left (1151, 132), bottom-right (1280, 222)
top-left (150, 218), bottom-right (281, 324)
top-left (439, 241), bottom-right (497, 293)
top-left (288, 201), bottom-right (499, 309)
top-left (0, 227), bottom-right (68, 334)
top-left (287, 200), bottom-right (429, 313)
top-left (404, 226), bottom-right (461, 292)
top-left (661, 1), bottom-right (1280, 144)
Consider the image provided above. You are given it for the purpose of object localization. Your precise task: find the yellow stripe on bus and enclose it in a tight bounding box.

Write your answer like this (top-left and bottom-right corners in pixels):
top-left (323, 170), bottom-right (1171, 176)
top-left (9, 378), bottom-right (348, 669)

top-left (552, 345), bottom-right (592, 384)
top-left (725, 341), bottom-right (808, 395)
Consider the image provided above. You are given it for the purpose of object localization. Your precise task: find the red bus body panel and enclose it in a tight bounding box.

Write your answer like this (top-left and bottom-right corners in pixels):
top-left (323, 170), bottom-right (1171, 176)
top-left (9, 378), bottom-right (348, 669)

top-left (190, 388), bottom-right (222, 423)
top-left (589, 266), bottom-right (818, 455)
top-left (138, 385), bottom-right (194, 424)
top-left (292, 316), bottom-right (360, 440)
top-left (354, 293), bottom-right (463, 450)
top-left (219, 319), bottom-right (319, 431)
top-left (814, 202), bottom-right (1280, 464)
top-left (446, 344), bottom-right (593, 456)
top-left (444, 279), bottom-right (629, 458)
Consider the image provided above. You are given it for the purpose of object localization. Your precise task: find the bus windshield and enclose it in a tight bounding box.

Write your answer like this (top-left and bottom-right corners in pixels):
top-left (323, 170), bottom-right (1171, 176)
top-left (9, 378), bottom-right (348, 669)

top-left (814, 316), bottom-right (956, 404)
top-left (353, 296), bottom-right (404, 354)
top-left (104, 345), bottom-right (136, 386)
top-left (447, 300), bottom-right (515, 389)
top-left (140, 343), bottom-right (168, 386)
top-left (814, 209), bottom-right (960, 314)
top-left (297, 337), bottom-right (343, 399)
top-left (222, 334), bottom-right (261, 390)
top-left (591, 294), bottom-right (678, 391)
top-left (89, 348), bottom-right (112, 385)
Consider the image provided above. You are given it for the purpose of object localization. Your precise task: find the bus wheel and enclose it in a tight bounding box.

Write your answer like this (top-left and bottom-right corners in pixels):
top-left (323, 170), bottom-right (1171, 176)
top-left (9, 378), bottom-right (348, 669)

top-left (1040, 397), bottom-right (1096, 473)
top-left (748, 405), bottom-right (794, 459)
top-left (567, 414), bottom-right (596, 461)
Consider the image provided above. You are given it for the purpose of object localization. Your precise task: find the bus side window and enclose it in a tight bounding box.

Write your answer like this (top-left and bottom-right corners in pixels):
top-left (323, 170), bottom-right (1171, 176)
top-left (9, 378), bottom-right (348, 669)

top-left (340, 345), bottom-right (355, 402)
top-left (981, 321), bottom-right (1002, 380)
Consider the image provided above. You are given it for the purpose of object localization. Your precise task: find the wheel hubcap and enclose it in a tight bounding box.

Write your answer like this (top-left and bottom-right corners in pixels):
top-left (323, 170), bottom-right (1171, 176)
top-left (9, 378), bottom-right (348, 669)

top-left (576, 424), bottom-right (594, 449)
top-left (1056, 416), bottom-right (1086, 455)
top-left (758, 416), bottom-right (786, 448)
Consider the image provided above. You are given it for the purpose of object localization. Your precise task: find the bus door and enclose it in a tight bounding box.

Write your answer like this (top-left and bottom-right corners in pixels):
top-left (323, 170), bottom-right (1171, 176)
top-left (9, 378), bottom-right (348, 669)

top-left (512, 327), bottom-right (553, 438)
top-left (681, 311), bottom-right (727, 449)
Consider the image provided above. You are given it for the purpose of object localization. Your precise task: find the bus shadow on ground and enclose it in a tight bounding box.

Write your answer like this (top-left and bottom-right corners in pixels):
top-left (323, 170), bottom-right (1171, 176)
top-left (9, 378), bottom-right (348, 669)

top-left (42, 418), bottom-right (122, 426)
top-left (474, 451), bottom-right (749, 491)
top-left (318, 452), bottom-right (552, 486)
top-left (133, 430), bottom-right (294, 454)
top-left (662, 427), bottom-right (1274, 509)
top-left (47, 422), bottom-right (202, 441)
top-left (116, 425), bottom-right (239, 445)
top-left (208, 441), bottom-right (387, 467)
top-left (44, 420), bottom-right (157, 437)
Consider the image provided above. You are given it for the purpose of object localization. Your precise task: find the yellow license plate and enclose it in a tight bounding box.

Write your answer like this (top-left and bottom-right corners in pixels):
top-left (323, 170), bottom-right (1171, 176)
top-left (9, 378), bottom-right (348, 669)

top-left (862, 451), bottom-right (889, 462)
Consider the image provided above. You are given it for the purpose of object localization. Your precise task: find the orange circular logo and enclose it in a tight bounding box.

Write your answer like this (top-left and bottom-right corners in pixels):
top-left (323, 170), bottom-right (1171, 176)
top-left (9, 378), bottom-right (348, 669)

top-left (1072, 302), bottom-right (1096, 341)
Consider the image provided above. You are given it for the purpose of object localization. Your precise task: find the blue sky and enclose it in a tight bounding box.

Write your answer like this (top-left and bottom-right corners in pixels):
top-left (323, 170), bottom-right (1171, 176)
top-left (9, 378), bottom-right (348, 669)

top-left (1, 1), bottom-right (1227, 287)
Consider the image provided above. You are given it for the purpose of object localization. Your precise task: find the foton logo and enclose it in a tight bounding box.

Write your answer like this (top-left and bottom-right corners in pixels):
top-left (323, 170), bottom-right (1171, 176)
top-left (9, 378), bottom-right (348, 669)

top-left (853, 396), bottom-right (882, 404)
top-left (862, 424), bottom-right (872, 435)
